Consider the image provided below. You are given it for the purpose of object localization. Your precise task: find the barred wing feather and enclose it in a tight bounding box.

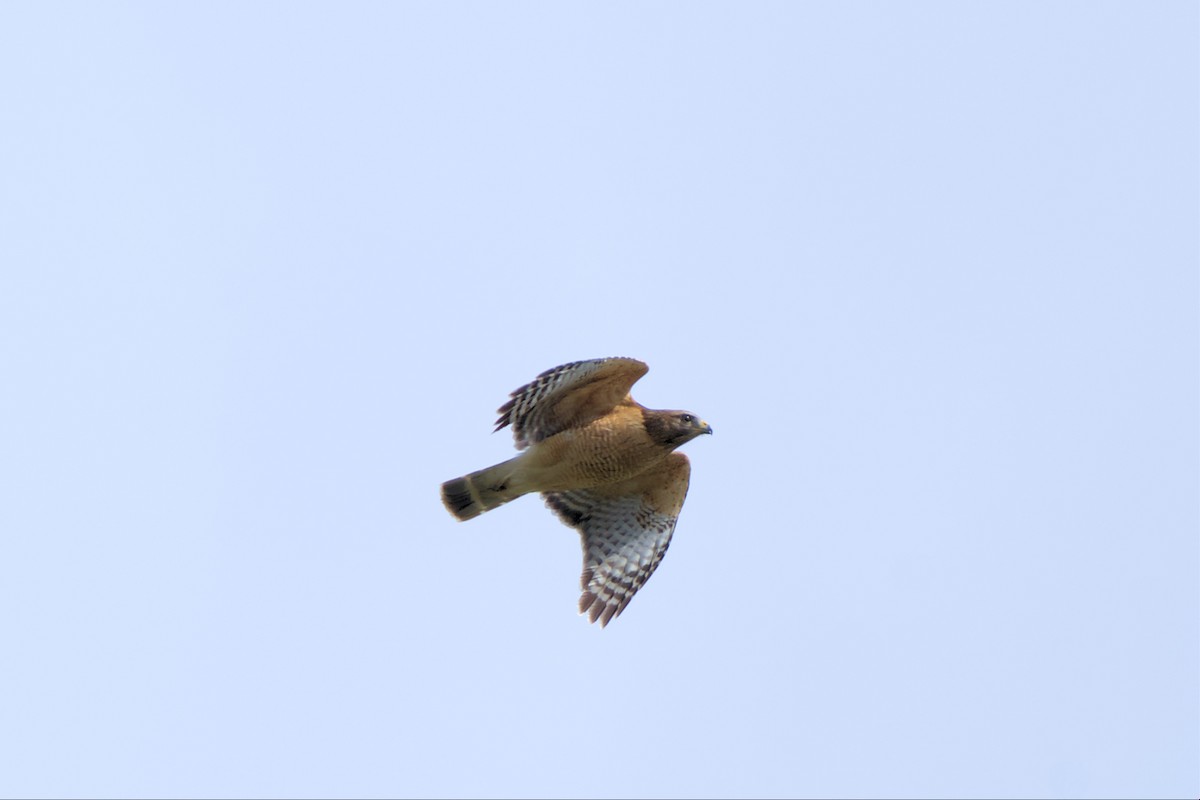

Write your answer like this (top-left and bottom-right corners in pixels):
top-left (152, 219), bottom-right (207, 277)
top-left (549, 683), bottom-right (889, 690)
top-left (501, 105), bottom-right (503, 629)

top-left (543, 452), bottom-right (691, 626)
top-left (495, 357), bottom-right (648, 449)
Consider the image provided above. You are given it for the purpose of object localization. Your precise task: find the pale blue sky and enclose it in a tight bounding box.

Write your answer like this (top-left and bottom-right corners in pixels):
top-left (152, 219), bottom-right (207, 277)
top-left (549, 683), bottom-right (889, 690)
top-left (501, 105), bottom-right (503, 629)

top-left (1, 2), bottom-right (1196, 798)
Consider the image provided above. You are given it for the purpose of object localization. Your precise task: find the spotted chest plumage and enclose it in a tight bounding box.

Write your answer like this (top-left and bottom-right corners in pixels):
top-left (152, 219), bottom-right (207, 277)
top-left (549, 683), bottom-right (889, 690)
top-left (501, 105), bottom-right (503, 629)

top-left (520, 403), bottom-right (669, 491)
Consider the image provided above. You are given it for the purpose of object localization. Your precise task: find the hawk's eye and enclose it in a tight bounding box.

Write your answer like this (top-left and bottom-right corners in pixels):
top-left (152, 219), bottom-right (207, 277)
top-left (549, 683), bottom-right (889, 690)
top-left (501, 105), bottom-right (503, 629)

top-left (680, 414), bottom-right (694, 423)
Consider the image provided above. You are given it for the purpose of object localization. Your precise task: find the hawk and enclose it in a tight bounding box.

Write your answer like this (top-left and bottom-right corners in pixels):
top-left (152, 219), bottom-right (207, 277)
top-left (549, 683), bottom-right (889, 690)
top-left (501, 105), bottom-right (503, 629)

top-left (441, 357), bottom-right (712, 626)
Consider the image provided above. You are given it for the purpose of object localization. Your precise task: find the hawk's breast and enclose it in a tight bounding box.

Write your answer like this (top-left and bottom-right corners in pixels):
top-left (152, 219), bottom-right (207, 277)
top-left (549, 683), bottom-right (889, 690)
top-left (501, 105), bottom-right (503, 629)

top-left (524, 405), bottom-right (666, 491)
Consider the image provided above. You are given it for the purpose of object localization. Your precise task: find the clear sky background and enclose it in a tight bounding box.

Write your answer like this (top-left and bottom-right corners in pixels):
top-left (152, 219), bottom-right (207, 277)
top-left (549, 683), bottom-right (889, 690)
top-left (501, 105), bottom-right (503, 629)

top-left (1, 2), bottom-right (1196, 798)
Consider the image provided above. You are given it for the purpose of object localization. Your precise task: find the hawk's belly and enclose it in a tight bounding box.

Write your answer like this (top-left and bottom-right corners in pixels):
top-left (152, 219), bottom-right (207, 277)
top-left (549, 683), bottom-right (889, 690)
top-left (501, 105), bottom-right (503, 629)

top-left (521, 419), bottom-right (665, 492)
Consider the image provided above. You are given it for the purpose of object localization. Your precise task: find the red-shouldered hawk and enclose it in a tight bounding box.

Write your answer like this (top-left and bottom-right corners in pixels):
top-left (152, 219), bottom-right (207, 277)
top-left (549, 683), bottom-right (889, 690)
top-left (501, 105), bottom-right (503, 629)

top-left (441, 358), bottom-right (712, 626)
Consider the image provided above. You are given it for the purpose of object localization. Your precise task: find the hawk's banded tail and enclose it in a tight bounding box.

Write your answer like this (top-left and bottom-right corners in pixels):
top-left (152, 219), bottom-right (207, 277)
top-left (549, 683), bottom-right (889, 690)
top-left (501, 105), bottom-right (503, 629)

top-left (441, 458), bottom-right (524, 521)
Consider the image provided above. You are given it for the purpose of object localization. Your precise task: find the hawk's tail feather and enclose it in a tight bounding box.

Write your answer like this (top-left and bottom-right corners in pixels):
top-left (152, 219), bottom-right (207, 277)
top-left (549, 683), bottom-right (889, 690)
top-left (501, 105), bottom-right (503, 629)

top-left (441, 479), bottom-right (478, 519)
top-left (440, 459), bottom-right (524, 521)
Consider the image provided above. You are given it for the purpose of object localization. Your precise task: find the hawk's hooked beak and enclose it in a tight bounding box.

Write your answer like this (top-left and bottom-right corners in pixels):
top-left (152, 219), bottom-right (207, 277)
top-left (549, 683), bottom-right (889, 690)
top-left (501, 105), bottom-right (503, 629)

top-left (701, 421), bottom-right (713, 435)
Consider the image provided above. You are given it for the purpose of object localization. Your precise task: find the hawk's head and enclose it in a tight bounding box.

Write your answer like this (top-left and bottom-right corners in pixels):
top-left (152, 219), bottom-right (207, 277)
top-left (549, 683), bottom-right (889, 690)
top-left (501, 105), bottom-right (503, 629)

top-left (643, 409), bottom-right (713, 449)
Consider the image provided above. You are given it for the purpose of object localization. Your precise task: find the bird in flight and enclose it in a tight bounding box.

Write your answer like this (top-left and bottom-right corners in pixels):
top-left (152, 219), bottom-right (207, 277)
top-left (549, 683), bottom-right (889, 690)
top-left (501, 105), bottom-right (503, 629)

top-left (441, 357), bottom-right (712, 626)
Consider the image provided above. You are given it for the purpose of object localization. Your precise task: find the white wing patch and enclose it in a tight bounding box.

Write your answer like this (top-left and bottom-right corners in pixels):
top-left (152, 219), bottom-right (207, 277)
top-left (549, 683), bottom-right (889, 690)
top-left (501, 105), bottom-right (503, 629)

top-left (543, 488), bottom-right (678, 627)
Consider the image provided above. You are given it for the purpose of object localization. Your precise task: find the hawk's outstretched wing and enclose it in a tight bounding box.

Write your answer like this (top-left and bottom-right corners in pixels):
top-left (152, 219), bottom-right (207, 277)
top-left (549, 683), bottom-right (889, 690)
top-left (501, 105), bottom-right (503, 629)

top-left (543, 452), bottom-right (691, 626)
top-left (495, 357), bottom-right (648, 450)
